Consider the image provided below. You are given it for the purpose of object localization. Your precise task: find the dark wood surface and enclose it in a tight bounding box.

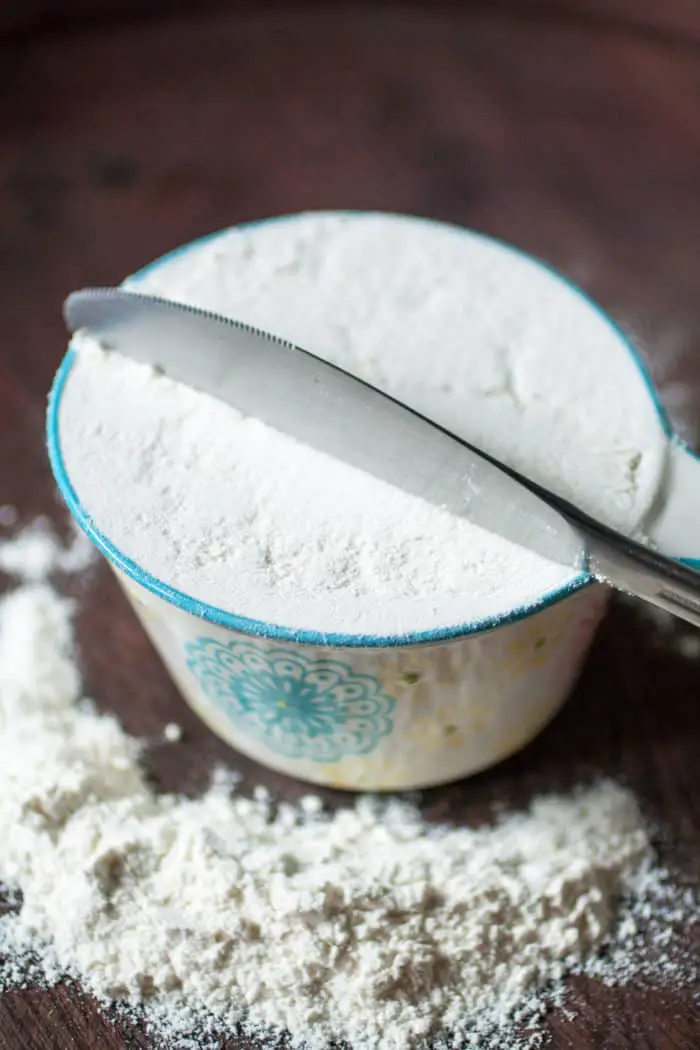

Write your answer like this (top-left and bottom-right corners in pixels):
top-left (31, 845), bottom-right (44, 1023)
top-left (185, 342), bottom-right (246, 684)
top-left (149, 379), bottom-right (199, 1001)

top-left (1, 4), bottom-right (700, 1048)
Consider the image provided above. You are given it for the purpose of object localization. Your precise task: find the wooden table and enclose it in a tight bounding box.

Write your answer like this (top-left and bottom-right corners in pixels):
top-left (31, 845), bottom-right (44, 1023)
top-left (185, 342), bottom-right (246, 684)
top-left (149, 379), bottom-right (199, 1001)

top-left (1, 4), bottom-right (699, 1047)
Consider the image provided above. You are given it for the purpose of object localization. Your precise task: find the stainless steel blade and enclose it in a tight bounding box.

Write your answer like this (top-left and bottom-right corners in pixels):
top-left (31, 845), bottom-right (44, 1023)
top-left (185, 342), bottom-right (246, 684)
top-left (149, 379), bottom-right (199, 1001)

top-left (64, 287), bottom-right (584, 569)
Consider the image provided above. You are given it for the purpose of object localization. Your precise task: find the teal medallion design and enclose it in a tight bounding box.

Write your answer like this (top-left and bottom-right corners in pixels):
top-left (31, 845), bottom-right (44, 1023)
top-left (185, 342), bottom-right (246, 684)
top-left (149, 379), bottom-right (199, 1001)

top-left (184, 637), bottom-right (395, 762)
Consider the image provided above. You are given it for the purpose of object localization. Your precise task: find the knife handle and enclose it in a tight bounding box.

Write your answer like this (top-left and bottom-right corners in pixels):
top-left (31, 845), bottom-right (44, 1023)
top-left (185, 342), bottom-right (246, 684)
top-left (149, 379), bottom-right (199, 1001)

top-left (577, 516), bottom-right (700, 629)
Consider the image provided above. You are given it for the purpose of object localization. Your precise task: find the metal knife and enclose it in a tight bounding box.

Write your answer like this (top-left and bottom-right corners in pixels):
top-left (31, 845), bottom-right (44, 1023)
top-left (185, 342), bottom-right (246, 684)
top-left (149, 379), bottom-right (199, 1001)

top-left (64, 287), bottom-right (700, 629)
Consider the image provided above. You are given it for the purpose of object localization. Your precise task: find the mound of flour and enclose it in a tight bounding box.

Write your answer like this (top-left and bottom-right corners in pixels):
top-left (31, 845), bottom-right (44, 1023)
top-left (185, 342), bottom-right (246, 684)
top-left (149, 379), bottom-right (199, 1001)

top-left (0, 530), bottom-right (696, 1050)
top-left (56, 212), bottom-right (666, 635)
top-left (0, 516), bottom-right (94, 579)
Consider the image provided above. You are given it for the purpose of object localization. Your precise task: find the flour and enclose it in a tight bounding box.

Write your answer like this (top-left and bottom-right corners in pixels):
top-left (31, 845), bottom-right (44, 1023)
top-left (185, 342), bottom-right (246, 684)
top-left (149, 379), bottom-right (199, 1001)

top-left (61, 338), bottom-right (576, 636)
top-left (163, 721), bottom-right (184, 742)
top-left (0, 516), bottom-right (95, 580)
top-left (0, 525), bottom-right (698, 1050)
top-left (56, 212), bottom-right (667, 637)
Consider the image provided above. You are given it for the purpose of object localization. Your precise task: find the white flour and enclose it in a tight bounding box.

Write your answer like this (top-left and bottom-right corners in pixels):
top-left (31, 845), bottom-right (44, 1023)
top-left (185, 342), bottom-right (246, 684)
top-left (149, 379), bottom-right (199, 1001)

top-left (0, 526), bottom-right (697, 1050)
top-left (56, 212), bottom-right (667, 636)
top-left (61, 339), bottom-right (575, 636)
top-left (0, 516), bottom-right (94, 580)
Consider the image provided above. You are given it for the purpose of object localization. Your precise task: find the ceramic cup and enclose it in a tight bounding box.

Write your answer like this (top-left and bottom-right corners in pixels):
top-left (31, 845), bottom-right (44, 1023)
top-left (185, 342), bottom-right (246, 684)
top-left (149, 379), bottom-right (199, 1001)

top-left (47, 216), bottom-right (700, 791)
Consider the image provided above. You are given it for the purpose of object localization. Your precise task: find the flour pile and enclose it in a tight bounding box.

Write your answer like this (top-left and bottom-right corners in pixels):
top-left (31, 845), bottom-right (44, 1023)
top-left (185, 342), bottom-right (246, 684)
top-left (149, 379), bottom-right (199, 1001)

top-left (0, 528), bottom-right (697, 1050)
top-left (0, 515), bottom-right (94, 580)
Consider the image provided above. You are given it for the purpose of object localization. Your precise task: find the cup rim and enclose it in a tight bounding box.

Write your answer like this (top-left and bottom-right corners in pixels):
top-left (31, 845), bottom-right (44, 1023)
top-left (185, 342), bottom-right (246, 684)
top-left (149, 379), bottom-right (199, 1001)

top-left (46, 211), bottom-right (677, 649)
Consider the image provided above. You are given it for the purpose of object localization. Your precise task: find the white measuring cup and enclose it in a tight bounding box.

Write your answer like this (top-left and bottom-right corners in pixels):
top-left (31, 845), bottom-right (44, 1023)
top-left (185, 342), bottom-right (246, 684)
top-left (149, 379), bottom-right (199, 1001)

top-left (47, 214), bottom-right (700, 790)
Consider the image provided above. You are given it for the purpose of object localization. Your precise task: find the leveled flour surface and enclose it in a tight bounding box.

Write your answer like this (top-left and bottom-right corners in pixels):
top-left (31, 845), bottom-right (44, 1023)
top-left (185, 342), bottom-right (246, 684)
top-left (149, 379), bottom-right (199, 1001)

top-left (57, 213), bottom-right (666, 636)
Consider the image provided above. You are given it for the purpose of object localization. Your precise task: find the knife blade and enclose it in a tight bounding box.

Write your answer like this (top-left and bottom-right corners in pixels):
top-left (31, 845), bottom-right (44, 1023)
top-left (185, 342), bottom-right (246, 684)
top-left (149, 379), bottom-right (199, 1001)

top-left (63, 287), bottom-right (586, 569)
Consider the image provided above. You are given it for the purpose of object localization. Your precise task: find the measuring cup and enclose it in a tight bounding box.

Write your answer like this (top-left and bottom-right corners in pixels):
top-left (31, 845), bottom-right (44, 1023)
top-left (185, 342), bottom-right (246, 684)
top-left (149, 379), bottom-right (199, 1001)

top-left (47, 214), bottom-right (700, 790)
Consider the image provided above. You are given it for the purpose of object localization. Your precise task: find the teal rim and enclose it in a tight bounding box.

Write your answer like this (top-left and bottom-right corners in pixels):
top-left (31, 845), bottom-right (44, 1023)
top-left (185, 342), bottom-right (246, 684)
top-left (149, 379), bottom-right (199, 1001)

top-left (46, 212), bottom-right (697, 649)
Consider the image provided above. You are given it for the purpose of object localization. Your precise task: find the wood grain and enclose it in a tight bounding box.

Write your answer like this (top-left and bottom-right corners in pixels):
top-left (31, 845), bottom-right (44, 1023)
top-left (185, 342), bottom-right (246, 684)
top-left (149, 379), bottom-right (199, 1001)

top-left (0, 5), bottom-right (699, 1048)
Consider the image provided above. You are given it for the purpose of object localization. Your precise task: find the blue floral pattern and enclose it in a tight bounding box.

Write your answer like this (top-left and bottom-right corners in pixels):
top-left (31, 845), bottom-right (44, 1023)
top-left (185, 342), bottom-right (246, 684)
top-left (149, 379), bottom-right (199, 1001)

top-left (184, 637), bottom-right (396, 762)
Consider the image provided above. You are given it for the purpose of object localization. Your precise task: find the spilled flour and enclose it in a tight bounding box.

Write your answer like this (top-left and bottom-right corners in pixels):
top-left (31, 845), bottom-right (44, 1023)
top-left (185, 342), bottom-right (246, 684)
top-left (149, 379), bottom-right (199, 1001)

top-left (0, 527), bottom-right (698, 1049)
top-left (0, 516), bottom-right (94, 580)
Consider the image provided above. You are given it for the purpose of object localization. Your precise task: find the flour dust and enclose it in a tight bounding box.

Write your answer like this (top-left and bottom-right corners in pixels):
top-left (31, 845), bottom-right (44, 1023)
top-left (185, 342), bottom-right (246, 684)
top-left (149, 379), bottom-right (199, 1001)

top-left (0, 524), bottom-right (697, 1050)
